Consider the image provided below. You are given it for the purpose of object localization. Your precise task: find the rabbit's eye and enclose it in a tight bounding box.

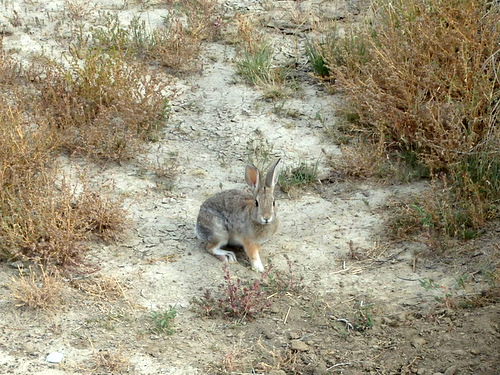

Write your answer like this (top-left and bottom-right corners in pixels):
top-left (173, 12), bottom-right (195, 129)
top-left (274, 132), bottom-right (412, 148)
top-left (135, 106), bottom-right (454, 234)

top-left (272, 200), bottom-right (275, 206)
top-left (255, 199), bottom-right (259, 207)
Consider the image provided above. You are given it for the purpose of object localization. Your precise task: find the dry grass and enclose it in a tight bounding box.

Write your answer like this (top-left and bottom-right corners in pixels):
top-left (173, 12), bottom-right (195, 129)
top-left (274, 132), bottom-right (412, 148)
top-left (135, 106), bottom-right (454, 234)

top-left (0, 67), bottom-right (128, 264)
top-left (91, 0), bottom-right (224, 72)
top-left (87, 349), bottom-right (130, 374)
top-left (34, 48), bottom-right (171, 162)
top-left (9, 266), bottom-right (65, 310)
top-left (234, 14), bottom-right (295, 98)
top-left (314, 0), bottom-right (500, 240)
top-left (0, 6), bottom-right (167, 268)
top-left (330, 0), bottom-right (499, 170)
top-left (70, 275), bottom-right (128, 302)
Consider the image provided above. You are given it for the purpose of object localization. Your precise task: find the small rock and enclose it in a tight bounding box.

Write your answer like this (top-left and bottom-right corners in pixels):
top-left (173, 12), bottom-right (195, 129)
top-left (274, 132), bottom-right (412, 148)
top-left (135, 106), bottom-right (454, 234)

top-left (382, 316), bottom-right (396, 326)
top-left (263, 330), bottom-right (276, 340)
top-left (411, 337), bottom-right (427, 349)
top-left (290, 340), bottom-right (310, 352)
top-left (444, 366), bottom-right (457, 375)
top-left (46, 352), bottom-right (64, 363)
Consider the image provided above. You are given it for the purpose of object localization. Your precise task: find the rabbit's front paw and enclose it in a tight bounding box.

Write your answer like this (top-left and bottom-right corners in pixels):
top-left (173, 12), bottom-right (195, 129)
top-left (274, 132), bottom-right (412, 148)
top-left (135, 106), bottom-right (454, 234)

top-left (251, 259), bottom-right (265, 272)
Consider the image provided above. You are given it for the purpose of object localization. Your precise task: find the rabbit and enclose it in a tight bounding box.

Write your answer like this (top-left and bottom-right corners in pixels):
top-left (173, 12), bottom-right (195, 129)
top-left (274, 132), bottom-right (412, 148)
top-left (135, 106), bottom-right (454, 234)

top-left (194, 159), bottom-right (281, 272)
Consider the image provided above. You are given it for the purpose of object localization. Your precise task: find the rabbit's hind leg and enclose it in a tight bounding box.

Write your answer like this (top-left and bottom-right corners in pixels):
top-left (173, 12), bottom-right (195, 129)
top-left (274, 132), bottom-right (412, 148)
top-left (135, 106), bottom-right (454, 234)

top-left (206, 241), bottom-right (237, 263)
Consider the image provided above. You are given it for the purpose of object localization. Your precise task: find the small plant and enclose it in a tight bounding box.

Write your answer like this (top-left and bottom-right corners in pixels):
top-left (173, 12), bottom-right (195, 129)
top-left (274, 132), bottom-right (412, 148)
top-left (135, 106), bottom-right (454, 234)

top-left (9, 266), bottom-right (64, 310)
top-left (245, 135), bottom-right (276, 172)
top-left (353, 300), bottom-right (373, 331)
top-left (192, 264), bottom-right (273, 321)
top-left (235, 43), bottom-right (274, 86)
top-left (234, 16), bottom-right (293, 97)
top-left (151, 306), bottom-right (177, 335)
top-left (278, 160), bottom-right (319, 194)
top-left (305, 39), bottom-right (330, 78)
top-left (91, 2), bottom-right (223, 72)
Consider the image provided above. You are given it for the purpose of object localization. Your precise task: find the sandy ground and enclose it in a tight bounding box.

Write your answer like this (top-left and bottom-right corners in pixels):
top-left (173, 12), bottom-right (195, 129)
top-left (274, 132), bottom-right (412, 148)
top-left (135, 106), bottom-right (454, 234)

top-left (0, 1), bottom-right (499, 374)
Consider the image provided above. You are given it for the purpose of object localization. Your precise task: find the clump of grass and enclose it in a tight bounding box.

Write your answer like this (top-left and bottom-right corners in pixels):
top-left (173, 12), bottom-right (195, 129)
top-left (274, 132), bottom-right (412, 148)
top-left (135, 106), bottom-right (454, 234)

top-left (150, 306), bottom-right (177, 335)
top-left (92, 14), bottom-right (201, 71)
top-left (278, 160), bottom-right (319, 194)
top-left (1, 170), bottom-right (128, 264)
top-left (74, 186), bottom-right (129, 242)
top-left (192, 264), bottom-right (273, 321)
top-left (165, 0), bottom-right (224, 42)
top-left (319, 0), bottom-right (500, 240)
top-left (9, 266), bottom-right (64, 310)
top-left (234, 15), bottom-right (294, 97)
top-left (305, 38), bottom-right (333, 79)
top-left (35, 47), bottom-right (171, 161)
top-left (88, 349), bottom-right (130, 374)
top-left (353, 300), bottom-right (374, 331)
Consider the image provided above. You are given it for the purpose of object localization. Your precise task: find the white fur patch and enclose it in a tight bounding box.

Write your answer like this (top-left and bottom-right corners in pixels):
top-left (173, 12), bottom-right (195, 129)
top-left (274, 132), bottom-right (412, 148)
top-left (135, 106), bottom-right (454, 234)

top-left (251, 258), bottom-right (264, 272)
top-left (213, 248), bottom-right (237, 263)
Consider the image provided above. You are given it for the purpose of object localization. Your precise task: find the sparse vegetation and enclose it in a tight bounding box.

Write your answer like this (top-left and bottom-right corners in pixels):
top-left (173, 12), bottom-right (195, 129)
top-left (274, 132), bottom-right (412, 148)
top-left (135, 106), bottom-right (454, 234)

top-left (89, 0), bottom-right (223, 71)
top-left (278, 160), bottom-right (319, 194)
top-left (192, 264), bottom-right (273, 321)
top-left (36, 47), bottom-right (171, 161)
top-left (234, 15), bottom-right (294, 97)
top-left (312, 0), bottom-right (500, 242)
top-left (151, 306), bottom-right (177, 335)
top-left (266, 255), bottom-right (304, 295)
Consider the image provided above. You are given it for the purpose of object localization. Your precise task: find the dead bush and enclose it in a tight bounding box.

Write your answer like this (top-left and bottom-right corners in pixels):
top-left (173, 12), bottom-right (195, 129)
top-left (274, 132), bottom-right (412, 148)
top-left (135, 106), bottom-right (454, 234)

top-left (9, 266), bottom-right (65, 310)
top-left (330, 0), bottom-right (499, 169)
top-left (35, 48), bottom-right (171, 161)
top-left (316, 0), bottom-right (500, 239)
top-left (0, 99), bottom-right (128, 263)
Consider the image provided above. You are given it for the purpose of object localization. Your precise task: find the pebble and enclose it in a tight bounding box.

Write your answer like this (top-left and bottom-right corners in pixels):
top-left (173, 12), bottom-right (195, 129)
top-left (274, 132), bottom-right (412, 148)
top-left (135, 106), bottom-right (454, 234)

top-left (411, 337), bottom-right (427, 349)
top-left (46, 352), bottom-right (64, 363)
top-left (290, 340), bottom-right (310, 352)
top-left (444, 366), bottom-right (457, 375)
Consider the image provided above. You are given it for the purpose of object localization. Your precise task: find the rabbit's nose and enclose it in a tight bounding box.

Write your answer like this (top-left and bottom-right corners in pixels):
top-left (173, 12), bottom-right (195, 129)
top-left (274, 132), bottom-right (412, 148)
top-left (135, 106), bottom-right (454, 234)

top-left (262, 217), bottom-right (272, 224)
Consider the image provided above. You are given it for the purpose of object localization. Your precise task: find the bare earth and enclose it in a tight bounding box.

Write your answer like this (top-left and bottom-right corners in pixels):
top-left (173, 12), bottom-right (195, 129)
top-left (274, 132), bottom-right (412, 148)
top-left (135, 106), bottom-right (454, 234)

top-left (0, 1), bottom-right (499, 374)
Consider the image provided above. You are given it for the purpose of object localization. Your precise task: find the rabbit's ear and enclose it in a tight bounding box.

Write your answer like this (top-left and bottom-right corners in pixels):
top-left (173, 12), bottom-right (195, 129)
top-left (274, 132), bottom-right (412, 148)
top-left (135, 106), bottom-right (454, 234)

top-left (265, 158), bottom-right (281, 189)
top-left (245, 165), bottom-right (260, 190)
